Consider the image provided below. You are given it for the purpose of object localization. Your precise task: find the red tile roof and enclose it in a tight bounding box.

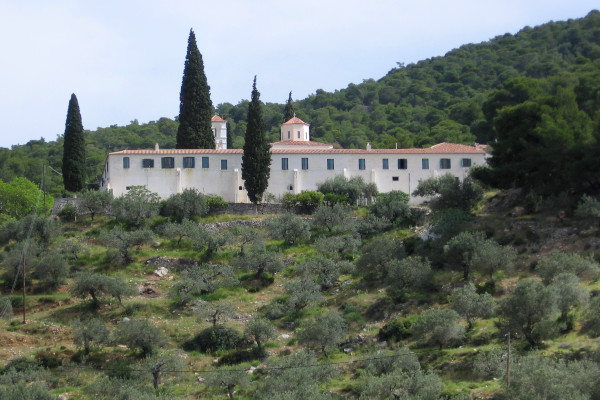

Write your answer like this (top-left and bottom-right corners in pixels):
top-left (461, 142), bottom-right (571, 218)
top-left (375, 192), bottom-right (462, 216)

top-left (282, 117), bottom-right (307, 125)
top-left (211, 115), bottom-right (226, 122)
top-left (109, 142), bottom-right (484, 156)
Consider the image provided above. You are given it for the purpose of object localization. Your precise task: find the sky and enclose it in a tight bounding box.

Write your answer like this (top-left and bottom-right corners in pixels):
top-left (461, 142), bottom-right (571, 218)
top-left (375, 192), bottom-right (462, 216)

top-left (0, 1), bottom-right (598, 149)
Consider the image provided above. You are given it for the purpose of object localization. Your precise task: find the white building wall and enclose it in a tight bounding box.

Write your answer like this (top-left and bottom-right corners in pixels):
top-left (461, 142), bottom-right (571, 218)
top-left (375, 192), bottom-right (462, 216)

top-left (104, 150), bottom-right (485, 204)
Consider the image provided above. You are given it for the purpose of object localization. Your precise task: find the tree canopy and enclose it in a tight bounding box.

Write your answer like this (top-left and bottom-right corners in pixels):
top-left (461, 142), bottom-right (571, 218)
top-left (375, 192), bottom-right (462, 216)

top-left (176, 29), bottom-right (214, 149)
top-left (62, 93), bottom-right (86, 192)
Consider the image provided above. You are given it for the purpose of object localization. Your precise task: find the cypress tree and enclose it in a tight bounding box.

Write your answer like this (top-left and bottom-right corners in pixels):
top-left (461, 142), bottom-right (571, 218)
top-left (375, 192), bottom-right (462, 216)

top-left (283, 91), bottom-right (295, 122)
top-left (242, 76), bottom-right (271, 204)
top-left (62, 93), bottom-right (86, 192)
top-left (226, 121), bottom-right (233, 149)
top-left (176, 29), bottom-right (214, 149)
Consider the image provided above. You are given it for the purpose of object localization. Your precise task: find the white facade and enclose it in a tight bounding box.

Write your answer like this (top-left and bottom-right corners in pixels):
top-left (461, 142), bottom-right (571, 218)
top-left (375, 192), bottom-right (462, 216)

top-left (101, 143), bottom-right (486, 204)
top-left (100, 116), bottom-right (486, 204)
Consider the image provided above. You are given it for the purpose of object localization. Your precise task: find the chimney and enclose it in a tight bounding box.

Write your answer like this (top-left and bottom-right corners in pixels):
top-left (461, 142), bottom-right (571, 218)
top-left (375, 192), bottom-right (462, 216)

top-left (366, 142), bottom-right (371, 151)
top-left (155, 143), bottom-right (159, 151)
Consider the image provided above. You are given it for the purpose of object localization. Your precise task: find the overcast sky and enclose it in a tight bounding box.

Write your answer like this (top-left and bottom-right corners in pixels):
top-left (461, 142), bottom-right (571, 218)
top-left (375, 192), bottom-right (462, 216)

top-left (0, 1), bottom-right (597, 149)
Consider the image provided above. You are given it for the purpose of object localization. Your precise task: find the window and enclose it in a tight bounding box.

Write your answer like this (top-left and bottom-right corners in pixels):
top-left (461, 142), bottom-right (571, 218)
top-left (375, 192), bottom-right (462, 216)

top-left (202, 156), bottom-right (209, 168)
top-left (440, 158), bottom-right (451, 169)
top-left (183, 157), bottom-right (195, 168)
top-left (392, 176), bottom-right (399, 181)
top-left (142, 159), bottom-right (154, 168)
top-left (297, 131), bottom-right (300, 139)
top-left (221, 159), bottom-right (227, 170)
top-left (301, 158), bottom-right (309, 170)
top-left (359, 159), bottom-right (366, 170)
top-left (287, 131), bottom-right (290, 139)
top-left (422, 158), bottom-right (429, 169)
top-left (282, 158), bottom-right (289, 170)
top-left (123, 157), bottom-right (130, 169)
top-left (461, 158), bottom-right (472, 167)
top-left (382, 159), bottom-right (389, 170)
top-left (327, 159), bottom-right (335, 170)
top-left (398, 159), bottom-right (407, 169)
top-left (161, 157), bottom-right (175, 168)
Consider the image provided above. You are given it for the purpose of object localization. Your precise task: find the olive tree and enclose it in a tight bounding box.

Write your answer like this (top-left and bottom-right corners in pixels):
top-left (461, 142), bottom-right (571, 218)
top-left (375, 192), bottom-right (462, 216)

top-left (550, 273), bottom-right (589, 322)
top-left (100, 227), bottom-right (153, 265)
top-left (412, 173), bottom-right (483, 212)
top-left (204, 366), bottom-right (251, 400)
top-left (113, 318), bottom-right (167, 356)
top-left (197, 300), bottom-right (236, 327)
top-left (169, 263), bottom-right (238, 306)
top-left (536, 251), bottom-right (599, 284)
top-left (297, 311), bottom-right (347, 356)
top-left (135, 349), bottom-right (186, 390)
top-left (386, 256), bottom-right (432, 300)
top-left (78, 189), bottom-right (113, 221)
top-left (311, 203), bottom-right (353, 233)
top-left (111, 186), bottom-right (160, 228)
top-left (369, 190), bottom-right (412, 224)
top-left (411, 308), bottom-right (465, 349)
top-left (161, 188), bottom-right (207, 221)
top-left (69, 271), bottom-right (135, 308)
top-left (268, 213), bottom-right (310, 245)
top-left (237, 241), bottom-right (284, 281)
top-left (449, 283), bottom-right (496, 330)
top-left (498, 279), bottom-right (558, 347)
top-left (72, 318), bottom-right (110, 355)
top-left (297, 256), bottom-right (341, 289)
top-left (244, 317), bottom-right (278, 352)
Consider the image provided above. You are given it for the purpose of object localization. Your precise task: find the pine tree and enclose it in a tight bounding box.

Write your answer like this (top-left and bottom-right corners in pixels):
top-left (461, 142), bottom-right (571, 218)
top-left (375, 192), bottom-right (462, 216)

top-left (62, 93), bottom-right (86, 192)
top-left (242, 76), bottom-right (271, 204)
top-left (226, 121), bottom-right (233, 149)
top-left (176, 29), bottom-right (214, 149)
top-left (283, 91), bottom-right (295, 122)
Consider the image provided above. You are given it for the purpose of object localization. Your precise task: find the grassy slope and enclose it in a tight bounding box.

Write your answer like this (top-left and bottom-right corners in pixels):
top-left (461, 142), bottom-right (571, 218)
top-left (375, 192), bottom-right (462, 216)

top-left (1, 194), bottom-right (599, 399)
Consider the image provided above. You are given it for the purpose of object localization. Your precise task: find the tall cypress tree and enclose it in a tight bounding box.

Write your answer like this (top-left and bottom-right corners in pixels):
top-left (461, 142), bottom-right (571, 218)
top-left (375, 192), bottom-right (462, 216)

top-left (226, 121), bottom-right (233, 149)
top-left (242, 76), bottom-right (271, 204)
top-left (283, 91), bottom-right (295, 122)
top-left (176, 29), bottom-right (214, 149)
top-left (62, 93), bottom-right (86, 192)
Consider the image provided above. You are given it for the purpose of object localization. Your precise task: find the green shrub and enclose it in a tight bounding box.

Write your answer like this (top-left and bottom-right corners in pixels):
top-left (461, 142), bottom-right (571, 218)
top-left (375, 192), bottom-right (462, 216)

top-left (183, 326), bottom-right (242, 353)
top-left (57, 205), bottom-right (78, 222)
top-left (206, 195), bottom-right (228, 213)
top-left (35, 352), bottom-right (61, 369)
top-left (295, 191), bottom-right (324, 213)
top-left (378, 315), bottom-right (418, 342)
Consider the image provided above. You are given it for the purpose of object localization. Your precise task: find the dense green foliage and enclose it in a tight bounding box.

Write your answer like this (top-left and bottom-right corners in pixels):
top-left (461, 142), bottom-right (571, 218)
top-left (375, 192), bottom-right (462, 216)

top-left (62, 94), bottom-right (86, 192)
top-left (3, 12), bottom-right (600, 200)
top-left (176, 29), bottom-right (214, 149)
top-left (242, 77), bottom-right (271, 204)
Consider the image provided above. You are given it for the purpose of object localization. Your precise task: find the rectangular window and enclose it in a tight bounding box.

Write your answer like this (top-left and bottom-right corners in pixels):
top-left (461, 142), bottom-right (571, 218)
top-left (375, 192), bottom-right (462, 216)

top-left (221, 159), bottom-right (227, 170)
top-left (123, 157), bottom-right (130, 169)
top-left (327, 159), bottom-right (335, 170)
top-left (297, 131), bottom-right (300, 139)
top-left (142, 159), bottom-right (154, 168)
top-left (287, 131), bottom-right (290, 139)
top-left (282, 158), bottom-right (289, 170)
top-left (202, 156), bottom-right (209, 168)
top-left (183, 157), bottom-right (195, 168)
top-left (301, 157), bottom-right (309, 170)
top-left (392, 176), bottom-right (399, 181)
top-left (161, 157), bottom-right (175, 169)
top-left (398, 158), bottom-right (407, 169)
top-left (382, 158), bottom-right (389, 170)
top-left (358, 159), bottom-right (366, 170)
top-left (461, 158), bottom-right (472, 167)
top-left (440, 158), bottom-right (451, 169)
top-left (422, 158), bottom-right (429, 169)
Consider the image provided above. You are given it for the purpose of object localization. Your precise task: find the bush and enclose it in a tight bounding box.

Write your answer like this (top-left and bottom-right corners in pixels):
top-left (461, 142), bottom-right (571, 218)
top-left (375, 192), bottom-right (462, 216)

top-left (161, 188), bottom-right (207, 221)
top-left (268, 213), bottom-right (310, 245)
top-left (35, 352), bottom-right (61, 369)
top-left (378, 315), bottom-right (419, 342)
top-left (284, 191), bottom-right (325, 213)
top-left (111, 186), bottom-right (160, 228)
top-left (206, 195), bottom-right (227, 213)
top-left (217, 347), bottom-right (266, 366)
top-left (183, 326), bottom-right (242, 353)
top-left (113, 318), bottom-right (167, 356)
top-left (412, 174), bottom-right (483, 212)
top-left (317, 175), bottom-right (378, 205)
top-left (57, 205), bottom-right (78, 222)
top-left (369, 190), bottom-right (412, 224)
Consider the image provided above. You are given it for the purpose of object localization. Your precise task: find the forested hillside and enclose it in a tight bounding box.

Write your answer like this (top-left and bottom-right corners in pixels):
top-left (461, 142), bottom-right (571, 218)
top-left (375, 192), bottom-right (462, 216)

top-left (0, 10), bottom-right (599, 196)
